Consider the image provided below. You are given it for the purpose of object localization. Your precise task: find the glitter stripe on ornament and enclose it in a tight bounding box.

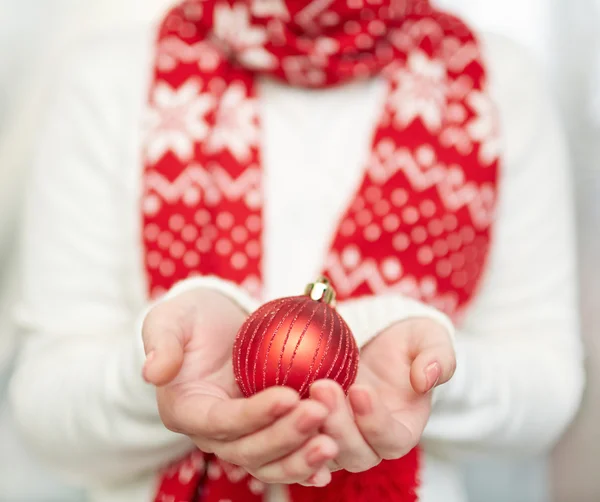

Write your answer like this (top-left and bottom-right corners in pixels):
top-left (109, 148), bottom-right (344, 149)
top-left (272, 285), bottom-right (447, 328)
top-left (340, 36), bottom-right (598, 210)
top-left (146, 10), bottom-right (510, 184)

top-left (250, 305), bottom-right (287, 396)
top-left (281, 299), bottom-right (320, 389)
top-left (304, 305), bottom-right (334, 392)
top-left (297, 303), bottom-right (330, 396)
top-left (262, 298), bottom-right (309, 392)
top-left (323, 305), bottom-right (342, 380)
top-left (249, 300), bottom-right (292, 396)
top-left (234, 300), bottom-right (275, 397)
top-left (235, 299), bottom-right (287, 397)
top-left (275, 298), bottom-right (313, 386)
top-left (232, 279), bottom-right (360, 399)
top-left (331, 314), bottom-right (352, 385)
top-left (340, 321), bottom-right (357, 390)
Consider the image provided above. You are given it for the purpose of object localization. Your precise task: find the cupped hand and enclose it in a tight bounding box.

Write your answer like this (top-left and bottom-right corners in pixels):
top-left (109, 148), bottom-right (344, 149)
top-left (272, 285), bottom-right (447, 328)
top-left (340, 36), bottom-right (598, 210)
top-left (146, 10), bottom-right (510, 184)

top-left (309, 318), bottom-right (456, 475)
top-left (142, 287), bottom-right (338, 486)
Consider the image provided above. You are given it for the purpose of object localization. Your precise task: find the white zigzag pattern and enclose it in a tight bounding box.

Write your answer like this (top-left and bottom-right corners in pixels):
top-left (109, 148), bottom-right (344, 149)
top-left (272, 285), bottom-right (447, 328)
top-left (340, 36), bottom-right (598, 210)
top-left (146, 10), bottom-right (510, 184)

top-left (146, 164), bottom-right (260, 204)
top-left (326, 253), bottom-right (458, 314)
top-left (405, 18), bottom-right (446, 46)
top-left (157, 37), bottom-right (221, 72)
top-left (393, 22), bottom-right (479, 73)
top-left (326, 255), bottom-right (391, 296)
top-left (368, 142), bottom-right (494, 229)
top-left (446, 40), bottom-right (479, 73)
top-left (295, 0), bottom-right (335, 29)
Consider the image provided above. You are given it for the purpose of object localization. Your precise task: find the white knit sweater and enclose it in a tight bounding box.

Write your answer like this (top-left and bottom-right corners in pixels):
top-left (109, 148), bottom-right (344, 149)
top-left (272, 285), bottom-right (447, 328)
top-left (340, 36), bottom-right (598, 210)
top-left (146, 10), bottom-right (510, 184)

top-left (9, 26), bottom-right (584, 502)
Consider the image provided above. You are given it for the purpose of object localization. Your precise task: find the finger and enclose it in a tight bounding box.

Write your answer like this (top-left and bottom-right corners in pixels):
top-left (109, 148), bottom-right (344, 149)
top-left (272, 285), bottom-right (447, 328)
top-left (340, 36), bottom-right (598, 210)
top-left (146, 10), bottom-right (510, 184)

top-left (142, 303), bottom-right (185, 386)
top-left (250, 434), bottom-right (337, 485)
top-left (409, 336), bottom-right (456, 394)
top-left (299, 466), bottom-right (333, 487)
top-left (160, 385), bottom-right (300, 441)
top-left (310, 380), bottom-right (380, 473)
top-left (349, 384), bottom-right (416, 460)
top-left (325, 460), bottom-right (343, 473)
top-left (215, 400), bottom-right (329, 468)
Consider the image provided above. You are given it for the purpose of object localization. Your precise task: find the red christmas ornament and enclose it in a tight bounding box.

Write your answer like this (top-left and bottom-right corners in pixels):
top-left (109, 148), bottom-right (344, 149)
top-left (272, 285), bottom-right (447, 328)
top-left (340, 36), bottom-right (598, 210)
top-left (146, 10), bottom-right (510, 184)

top-left (233, 277), bottom-right (359, 398)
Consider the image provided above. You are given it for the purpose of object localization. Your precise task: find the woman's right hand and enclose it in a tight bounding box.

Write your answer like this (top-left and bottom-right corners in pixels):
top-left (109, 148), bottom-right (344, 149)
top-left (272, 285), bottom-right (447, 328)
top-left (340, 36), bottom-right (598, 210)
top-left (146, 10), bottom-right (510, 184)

top-left (141, 286), bottom-right (338, 486)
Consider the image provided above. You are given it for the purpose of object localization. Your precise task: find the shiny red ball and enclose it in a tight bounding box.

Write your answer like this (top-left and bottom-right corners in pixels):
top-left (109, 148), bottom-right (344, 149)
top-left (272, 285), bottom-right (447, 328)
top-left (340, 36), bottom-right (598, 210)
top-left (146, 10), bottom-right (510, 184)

top-left (232, 296), bottom-right (359, 398)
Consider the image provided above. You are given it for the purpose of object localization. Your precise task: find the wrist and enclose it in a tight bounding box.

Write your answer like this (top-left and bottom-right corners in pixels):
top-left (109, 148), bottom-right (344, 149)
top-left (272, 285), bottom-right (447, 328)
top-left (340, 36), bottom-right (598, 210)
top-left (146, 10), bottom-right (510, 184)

top-left (163, 276), bottom-right (261, 315)
top-left (336, 294), bottom-right (455, 350)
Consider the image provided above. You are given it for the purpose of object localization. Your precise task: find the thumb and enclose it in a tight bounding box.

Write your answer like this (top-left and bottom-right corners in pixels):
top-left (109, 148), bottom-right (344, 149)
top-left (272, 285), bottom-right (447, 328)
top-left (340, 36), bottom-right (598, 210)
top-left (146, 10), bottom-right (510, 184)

top-left (408, 322), bottom-right (456, 394)
top-left (141, 303), bottom-right (185, 386)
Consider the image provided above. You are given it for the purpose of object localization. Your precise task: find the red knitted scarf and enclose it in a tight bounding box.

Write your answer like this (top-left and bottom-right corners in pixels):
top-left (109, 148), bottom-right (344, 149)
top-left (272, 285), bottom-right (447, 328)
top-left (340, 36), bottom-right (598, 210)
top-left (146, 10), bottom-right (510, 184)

top-left (142, 1), bottom-right (499, 501)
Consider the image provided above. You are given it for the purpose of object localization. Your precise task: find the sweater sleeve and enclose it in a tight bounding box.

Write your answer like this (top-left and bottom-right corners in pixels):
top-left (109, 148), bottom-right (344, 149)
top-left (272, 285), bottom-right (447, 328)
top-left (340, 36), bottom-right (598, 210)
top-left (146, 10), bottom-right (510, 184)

top-left (337, 35), bottom-right (584, 456)
top-left (7, 36), bottom-right (256, 486)
top-left (421, 35), bottom-right (584, 455)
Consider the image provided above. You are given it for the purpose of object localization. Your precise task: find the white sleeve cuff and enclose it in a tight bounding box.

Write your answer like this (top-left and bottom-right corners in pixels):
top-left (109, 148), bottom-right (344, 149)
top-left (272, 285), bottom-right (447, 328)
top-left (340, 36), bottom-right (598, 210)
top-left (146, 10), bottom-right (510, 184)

top-left (336, 294), bottom-right (455, 350)
top-left (163, 275), bottom-right (260, 314)
top-left (336, 295), bottom-right (455, 408)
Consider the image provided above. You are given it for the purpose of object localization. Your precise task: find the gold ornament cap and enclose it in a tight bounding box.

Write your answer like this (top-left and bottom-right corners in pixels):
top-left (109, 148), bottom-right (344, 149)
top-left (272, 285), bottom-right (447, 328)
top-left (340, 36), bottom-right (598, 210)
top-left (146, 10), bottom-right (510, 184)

top-left (305, 276), bottom-right (337, 306)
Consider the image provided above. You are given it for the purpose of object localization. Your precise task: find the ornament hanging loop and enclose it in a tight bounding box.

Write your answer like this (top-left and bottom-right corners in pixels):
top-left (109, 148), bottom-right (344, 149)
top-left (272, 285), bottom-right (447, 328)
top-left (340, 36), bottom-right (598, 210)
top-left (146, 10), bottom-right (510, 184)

top-left (305, 276), bottom-right (337, 306)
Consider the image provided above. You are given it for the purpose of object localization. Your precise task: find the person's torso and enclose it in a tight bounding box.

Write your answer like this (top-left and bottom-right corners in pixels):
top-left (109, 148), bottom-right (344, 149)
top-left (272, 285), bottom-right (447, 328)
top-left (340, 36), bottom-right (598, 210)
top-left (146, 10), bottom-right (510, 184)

top-left (93, 23), bottom-right (519, 502)
top-left (102, 27), bottom-right (469, 502)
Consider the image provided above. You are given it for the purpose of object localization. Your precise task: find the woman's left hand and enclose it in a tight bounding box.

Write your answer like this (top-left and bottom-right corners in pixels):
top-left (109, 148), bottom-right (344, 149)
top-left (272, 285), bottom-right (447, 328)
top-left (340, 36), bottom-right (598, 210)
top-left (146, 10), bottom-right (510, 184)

top-left (306, 318), bottom-right (456, 482)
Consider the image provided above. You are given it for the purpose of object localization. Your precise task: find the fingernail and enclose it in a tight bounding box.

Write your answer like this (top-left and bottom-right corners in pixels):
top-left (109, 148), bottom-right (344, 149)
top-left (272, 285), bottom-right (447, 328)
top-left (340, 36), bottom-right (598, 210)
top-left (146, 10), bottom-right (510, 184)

top-left (424, 362), bottom-right (441, 392)
top-left (311, 469), bottom-right (331, 487)
top-left (306, 446), bottom-right (326, 467)
top-left (351, 388), bottom-right (372, 416)
top-left (307, 440), bottom-right (336, 466)
top-left (316, 385), bottom-right (337, 412)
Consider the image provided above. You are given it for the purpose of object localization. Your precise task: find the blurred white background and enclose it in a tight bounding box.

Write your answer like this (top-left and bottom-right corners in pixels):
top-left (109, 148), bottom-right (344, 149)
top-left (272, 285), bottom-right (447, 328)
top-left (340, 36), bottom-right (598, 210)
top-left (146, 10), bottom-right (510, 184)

top-left (0, 0), bottom-right (598, 500)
